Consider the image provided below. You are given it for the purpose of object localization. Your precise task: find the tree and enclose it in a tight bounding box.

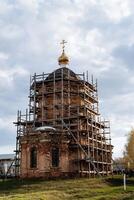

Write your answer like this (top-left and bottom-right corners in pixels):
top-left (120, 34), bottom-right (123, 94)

top-left (123, 129), bottom-right (134, 169)
top-left (113, 157), bottom-right (125, 173)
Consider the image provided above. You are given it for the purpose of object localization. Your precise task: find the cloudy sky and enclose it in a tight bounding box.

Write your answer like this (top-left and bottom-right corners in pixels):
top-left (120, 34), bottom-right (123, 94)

top-left (0, 0), bottom-right (134, 158)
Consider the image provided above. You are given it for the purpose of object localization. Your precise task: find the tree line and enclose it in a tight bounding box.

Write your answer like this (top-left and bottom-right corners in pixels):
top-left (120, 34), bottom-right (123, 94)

top-left (123, 129), bottom-right (134, 169)
top-left (114, 129), bottom-right (134, 173)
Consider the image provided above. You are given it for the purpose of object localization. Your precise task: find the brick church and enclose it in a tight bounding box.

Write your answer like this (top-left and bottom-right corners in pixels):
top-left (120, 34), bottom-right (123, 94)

top-left (15, 41), bottom-right (113, 178)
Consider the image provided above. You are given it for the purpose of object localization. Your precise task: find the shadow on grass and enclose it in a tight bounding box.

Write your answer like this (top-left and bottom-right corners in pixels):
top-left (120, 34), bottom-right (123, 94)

top-left (105, 176), bottom-right (134, 187)
top-left (0, 177), bottom-right (79, 194)
top-left (0, 176), bottom-right (134, 196)
top-left (0, 178), bottom-right (47, 193)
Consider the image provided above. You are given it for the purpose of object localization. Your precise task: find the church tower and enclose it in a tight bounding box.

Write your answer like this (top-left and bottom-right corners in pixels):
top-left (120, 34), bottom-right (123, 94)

top-left (15, 41), bottom-right (113, 178)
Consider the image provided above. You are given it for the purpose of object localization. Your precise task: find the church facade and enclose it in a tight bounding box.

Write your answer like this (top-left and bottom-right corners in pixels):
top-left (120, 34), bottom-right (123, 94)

top-left (15, 41), bottom-right (113, 178)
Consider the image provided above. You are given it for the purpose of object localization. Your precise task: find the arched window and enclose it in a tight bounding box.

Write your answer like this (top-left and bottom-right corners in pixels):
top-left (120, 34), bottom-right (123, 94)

top-left (52, 147), bottom-right (59, 167)
top-left (30, 147), bottom-right (37, 168)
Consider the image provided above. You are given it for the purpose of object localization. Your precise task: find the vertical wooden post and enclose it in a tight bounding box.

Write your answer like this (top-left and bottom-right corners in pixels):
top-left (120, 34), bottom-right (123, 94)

top-left (124, 173), bottom-right (126, 191)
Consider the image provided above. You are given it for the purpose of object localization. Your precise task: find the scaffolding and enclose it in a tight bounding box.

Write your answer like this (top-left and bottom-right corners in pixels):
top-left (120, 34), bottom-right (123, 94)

top-left (14, 67), bottom-right (112, 177)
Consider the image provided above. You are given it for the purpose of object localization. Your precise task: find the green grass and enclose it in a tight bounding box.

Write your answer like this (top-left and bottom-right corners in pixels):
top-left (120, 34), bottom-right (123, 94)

top-left (0, 176), bottom-right (134, 200)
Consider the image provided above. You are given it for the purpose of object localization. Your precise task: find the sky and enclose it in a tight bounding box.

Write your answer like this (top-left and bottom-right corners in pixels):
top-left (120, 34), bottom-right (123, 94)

top-left (0, 0), bottom-right (134, 158)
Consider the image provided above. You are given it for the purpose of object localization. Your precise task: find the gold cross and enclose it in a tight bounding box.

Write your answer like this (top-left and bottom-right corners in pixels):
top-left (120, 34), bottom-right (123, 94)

top-left (60, 40), bottom-right (67, 52)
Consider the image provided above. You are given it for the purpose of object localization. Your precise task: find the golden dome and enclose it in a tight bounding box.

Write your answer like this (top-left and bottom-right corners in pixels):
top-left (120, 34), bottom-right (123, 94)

top-left (58, 50), bottom-right (69, 65)
top-left (58, 40), bottom-right (69, 66)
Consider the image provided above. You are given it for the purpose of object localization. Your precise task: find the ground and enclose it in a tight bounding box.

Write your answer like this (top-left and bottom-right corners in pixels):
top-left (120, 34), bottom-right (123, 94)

top-left (0, 176), bottom-right (134, 200)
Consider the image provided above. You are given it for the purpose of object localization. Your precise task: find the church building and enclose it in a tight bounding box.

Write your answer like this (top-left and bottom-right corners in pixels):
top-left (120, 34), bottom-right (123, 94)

top-left (14, 41), bottom-right (113, 178)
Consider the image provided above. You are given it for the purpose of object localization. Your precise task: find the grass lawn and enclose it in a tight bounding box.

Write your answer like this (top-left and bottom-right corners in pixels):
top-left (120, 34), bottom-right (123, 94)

top-left (0, 176), bottom-right (134, 200)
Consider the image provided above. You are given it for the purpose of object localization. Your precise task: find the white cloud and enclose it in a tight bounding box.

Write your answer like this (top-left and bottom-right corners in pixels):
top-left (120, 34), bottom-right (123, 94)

top-left (0, 0), bottom-right (134, 158)
top-left (0, 116), bottom-right (16, 132)
top-left (0, 1), bottom-right (13, 15)
top-left (0, 66), bottom-right (29, 90)
top-left (0, 145), bottom-right (15, 154)
top-left (129, 76), bottom-right (134, 84)
top-left (110, 114), bottom-right (134, 135)
top-left (103, 92), bottom-right (134, 114)
top-left (0, 52), bottom-right (9, 60)
top-left (112, 136), bottom-right (126, 158)
top-left (100, 0), bottom-right (131, 22)
top-left (17, 0), bottom-right (39, 14)
top-left (0, 24), bottom-right (24, 40)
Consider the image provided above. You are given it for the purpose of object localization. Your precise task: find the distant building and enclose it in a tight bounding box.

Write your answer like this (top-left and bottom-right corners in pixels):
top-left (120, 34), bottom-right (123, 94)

top-left (0, 154), bottom-right (15, 176)
top-left (15, 41), bottom-right (113, 178)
